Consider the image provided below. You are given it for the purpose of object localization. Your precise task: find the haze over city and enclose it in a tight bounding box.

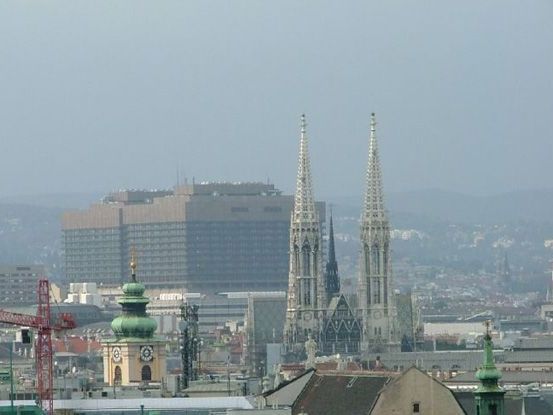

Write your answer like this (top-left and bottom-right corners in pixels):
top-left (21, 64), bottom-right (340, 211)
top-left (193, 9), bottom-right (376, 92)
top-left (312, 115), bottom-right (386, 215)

top-left (1, 1), bottom-right (552, 198)
top-left (1, 3), bottom-right (553, 415)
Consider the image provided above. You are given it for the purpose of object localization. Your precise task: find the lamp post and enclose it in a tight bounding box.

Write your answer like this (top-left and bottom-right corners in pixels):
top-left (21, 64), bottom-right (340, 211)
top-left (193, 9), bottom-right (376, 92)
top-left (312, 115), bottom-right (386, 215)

top-left (9, 345), bottom-right (14, 415)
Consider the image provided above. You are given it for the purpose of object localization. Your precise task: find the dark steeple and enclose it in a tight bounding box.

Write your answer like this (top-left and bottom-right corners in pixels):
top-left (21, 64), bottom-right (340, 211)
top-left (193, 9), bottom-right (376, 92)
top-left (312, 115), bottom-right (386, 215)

top-left (325, 209), bottom-right (340, 300)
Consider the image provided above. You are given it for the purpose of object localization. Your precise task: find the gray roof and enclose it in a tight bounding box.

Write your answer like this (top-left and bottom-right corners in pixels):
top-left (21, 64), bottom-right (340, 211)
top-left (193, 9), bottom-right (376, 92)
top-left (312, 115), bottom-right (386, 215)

top-left (0, 397), bottom-right (253, 411)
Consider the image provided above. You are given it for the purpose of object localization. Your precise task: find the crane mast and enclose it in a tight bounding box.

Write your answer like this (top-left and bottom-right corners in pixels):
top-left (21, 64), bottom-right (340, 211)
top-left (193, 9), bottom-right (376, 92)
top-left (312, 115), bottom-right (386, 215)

top-left (0, 279), bottom-right (76, 415)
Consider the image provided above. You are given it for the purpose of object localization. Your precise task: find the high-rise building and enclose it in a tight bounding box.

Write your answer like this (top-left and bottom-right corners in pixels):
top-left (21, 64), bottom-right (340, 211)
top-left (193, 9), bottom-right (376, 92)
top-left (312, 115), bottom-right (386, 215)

top-left (0, 265), bottom-right (45, 306)
top-left (63, 183), bottom-right (323, 293)
top-left (284, 115), bottom-right (326, 354)
top-left (357, 113), bottom-right (398, 352)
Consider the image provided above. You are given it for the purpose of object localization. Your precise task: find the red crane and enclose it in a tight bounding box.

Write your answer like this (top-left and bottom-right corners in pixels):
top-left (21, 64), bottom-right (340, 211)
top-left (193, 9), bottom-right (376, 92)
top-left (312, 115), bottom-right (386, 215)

top-left (0, 279), bottom-right (76, 415)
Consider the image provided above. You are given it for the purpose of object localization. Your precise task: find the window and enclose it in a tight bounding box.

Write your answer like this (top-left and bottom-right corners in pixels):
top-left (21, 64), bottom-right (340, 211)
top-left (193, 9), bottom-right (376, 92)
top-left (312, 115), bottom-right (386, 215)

top-left (413, 402), bottom-right (420, 413)
top-left (114, 366), bottom-right (122, 384)
top-left (141, 365), bottom-right (152, 381)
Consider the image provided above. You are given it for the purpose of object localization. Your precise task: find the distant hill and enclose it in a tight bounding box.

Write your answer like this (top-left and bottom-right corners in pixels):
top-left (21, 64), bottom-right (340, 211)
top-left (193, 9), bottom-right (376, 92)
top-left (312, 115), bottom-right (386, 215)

top-left (0, 192), bottom-right (103, 209)
top-left (327, 188), bottom-right (553, 224)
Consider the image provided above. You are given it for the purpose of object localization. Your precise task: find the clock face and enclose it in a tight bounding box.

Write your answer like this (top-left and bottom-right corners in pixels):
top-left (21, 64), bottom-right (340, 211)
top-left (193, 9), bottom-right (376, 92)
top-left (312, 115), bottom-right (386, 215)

top-left (112, 347), bottom-right (122, 363)
top-left (140, 345), bottom-right (154, 362)
top-left (303, 311), bottom-right (313, 321)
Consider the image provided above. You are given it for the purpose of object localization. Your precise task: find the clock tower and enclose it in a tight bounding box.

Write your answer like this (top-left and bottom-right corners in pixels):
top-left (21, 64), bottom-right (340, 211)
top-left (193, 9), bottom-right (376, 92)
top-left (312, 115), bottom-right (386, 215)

top-left (102, 253), bottom-right (167, 386)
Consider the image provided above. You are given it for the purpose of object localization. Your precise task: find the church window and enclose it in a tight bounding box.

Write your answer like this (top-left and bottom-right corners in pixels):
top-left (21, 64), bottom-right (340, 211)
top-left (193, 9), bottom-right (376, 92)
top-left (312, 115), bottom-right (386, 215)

top-left (374, 278), bottom-right (381, 304)
top-left (364, 244), bottom-right (371, 274)
top-left (413, 402), bottom-right (420, 413)
top-left (383, 277), bottom-right (388, 305)
top-left (302, 243), bottom-right (311, 275)
top-left (114, 366), bottom-right (122, 384)
top-left (304, 280), bottom-right (311, 305)
top-left (293, 245), bottom-right (300, 274)
top-left (489, 404), bottom-right (497, 415)
top-left (371, 244), bottom-right (380, 273)
top-left (141, 365), bottom-right (152, 381)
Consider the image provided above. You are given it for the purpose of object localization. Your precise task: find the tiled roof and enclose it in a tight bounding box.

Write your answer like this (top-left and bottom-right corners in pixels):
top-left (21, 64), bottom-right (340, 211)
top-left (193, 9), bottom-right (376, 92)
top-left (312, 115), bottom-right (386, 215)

top-left (292, 373), bottom-right (390, 415)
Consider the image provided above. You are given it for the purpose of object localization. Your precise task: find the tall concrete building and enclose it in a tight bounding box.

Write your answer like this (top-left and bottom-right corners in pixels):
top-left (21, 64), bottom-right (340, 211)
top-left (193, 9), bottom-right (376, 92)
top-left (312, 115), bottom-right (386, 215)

top-left (357, 113), bottom-right (398, 352)
top-left (284, 115), bottom-right (326, 354)
top-left (0, 265), bottom-right (45, 306)
top-left (63, 183), bottom-right (323, 293)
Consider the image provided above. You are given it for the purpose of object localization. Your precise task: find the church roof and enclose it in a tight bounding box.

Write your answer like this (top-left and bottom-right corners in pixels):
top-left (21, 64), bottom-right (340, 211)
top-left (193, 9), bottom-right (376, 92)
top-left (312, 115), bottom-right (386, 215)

top-left (292, 372), bottom-right (390, 415)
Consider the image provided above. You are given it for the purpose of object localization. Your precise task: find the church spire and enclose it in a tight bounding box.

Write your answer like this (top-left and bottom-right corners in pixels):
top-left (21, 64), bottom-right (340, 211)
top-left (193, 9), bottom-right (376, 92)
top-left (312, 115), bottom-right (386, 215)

top-left (293, 114), bottom-right (317, 223)
top-left (363, 113), bottom-right (386, 222)
top-left (547, 263), bottom-right (553, 303)
top-left (474, 321), bottom-right (505, 415)
top-left (284, 114), bottom-right (325, 356)
top-left (358, 112), bottom-right (396, 353)
top-left (325, 208), bottom-right (340, 298)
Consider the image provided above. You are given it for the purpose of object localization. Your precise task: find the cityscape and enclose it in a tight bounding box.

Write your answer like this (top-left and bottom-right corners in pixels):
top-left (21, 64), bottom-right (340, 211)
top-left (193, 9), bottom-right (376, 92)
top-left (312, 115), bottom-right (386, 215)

top-left (1, 2), bottom-right (552, 415)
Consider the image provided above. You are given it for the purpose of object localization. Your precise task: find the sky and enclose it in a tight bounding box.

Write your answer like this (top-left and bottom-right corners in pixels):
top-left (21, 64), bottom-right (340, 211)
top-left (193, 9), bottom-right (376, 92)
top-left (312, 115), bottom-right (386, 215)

top-left (0, 1), bottom-right (552, 198)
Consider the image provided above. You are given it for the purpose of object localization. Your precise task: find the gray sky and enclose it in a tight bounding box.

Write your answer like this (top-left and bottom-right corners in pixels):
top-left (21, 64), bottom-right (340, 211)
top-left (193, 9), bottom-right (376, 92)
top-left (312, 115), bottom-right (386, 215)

top-left (1, 1), bottom-right (552, 198)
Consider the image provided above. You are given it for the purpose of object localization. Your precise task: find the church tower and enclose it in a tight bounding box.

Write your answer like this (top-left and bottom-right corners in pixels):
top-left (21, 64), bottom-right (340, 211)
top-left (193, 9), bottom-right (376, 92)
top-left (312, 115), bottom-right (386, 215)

top-left (358, 113), bottom-right (397, 352)
top-left (284, 114), bottom-right (325, 354)
top-left (102, 252), bottom-right (167, 385)
top-left (474, 322), bottom-right (505, 415)
top-left (325, 210), bottom-right (340, 302)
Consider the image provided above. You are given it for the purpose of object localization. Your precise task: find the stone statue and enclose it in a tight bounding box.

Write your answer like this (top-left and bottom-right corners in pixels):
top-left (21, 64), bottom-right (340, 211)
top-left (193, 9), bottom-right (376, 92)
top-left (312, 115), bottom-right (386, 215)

top-left (305, 334), bottom-right (317, 369)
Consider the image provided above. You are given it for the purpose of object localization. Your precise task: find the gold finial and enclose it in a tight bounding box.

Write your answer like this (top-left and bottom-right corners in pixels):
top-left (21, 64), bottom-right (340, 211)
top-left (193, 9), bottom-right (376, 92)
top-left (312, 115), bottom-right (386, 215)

top-left (130, 247), bottom-right (137, 281)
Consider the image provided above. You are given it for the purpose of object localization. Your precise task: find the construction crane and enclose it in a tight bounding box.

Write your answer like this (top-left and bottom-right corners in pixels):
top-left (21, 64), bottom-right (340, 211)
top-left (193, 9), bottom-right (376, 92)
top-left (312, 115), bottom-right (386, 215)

top-left (0, 279), bottom-right (76, 415)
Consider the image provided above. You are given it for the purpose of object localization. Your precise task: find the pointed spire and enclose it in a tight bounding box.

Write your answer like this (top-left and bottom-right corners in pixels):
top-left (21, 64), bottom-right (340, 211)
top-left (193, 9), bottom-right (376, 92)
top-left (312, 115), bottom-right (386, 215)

top-left (545, 264), bottom-right (553, 303)
top-left (328, 209), bottom-right (336, 265)
top-left (362, 113), bottom-right (387, 222)
top-left (293, 114), bottom-right (317, 223)
top-left (325, 208), bottom-right (340, 297)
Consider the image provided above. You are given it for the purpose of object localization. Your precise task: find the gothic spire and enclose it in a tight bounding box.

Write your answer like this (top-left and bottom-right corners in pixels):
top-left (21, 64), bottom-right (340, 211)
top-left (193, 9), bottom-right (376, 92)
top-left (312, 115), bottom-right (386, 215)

top-left (545, 267), bottom-right (553, 304)
top-left (293, 114), bottom-right (317, 223)
top-left (362, 113), bottom-right (387, 222)
top-left (325, 209), bottom-right (340, 297)
top-left (328, 210), bottom-right (337, 267)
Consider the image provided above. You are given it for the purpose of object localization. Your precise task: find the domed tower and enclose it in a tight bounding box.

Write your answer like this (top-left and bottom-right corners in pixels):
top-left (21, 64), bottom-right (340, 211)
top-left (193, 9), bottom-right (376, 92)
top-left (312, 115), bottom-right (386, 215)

top-left (474, 321), bottom-right (505, 415)
top-left (102, 252), bottom-right (167, 386)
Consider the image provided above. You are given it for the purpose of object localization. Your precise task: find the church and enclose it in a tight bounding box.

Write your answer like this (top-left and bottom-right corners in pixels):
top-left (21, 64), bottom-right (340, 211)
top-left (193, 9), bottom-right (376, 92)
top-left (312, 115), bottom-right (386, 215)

top-left (284, 113), bottom-right (399, 358)
top-left (102, 254), bottom-right (167, 385)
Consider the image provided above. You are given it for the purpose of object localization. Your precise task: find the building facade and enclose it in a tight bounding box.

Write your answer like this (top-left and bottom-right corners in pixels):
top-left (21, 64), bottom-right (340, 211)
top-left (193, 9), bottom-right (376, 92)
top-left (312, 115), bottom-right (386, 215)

top-left (0, 265), bottom-right (45, 306)
top-left (357, 113), bottom-right (398, 352)
top-left (63, 183), bottom-right (323, 293)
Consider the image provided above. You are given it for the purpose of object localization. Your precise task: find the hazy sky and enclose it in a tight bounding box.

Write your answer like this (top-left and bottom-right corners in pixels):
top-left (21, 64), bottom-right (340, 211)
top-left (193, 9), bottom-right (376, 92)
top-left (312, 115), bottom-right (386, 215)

top-left (1, 1), bottom-right (552, 198)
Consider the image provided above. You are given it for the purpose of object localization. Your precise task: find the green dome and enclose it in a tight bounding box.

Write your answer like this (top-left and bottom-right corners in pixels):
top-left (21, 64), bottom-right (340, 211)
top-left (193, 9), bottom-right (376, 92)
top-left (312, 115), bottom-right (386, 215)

top-left (110, 265), bottom-right (157, 339)
top-left (111, 315), bottom-right (157, 338)
top-left (122, 281), bottom-right (146, 297)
